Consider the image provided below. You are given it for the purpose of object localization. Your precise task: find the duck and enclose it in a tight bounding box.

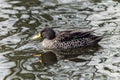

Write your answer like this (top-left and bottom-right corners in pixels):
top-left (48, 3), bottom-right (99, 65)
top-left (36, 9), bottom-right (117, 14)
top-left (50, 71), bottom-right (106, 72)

top-left (32, 27), bottom-right (103, 50)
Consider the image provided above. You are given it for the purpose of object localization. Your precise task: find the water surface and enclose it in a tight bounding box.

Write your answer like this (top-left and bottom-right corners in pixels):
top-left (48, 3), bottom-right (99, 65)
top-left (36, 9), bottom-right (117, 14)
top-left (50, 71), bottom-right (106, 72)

top-left (0, 0), bottom-right (120, 80)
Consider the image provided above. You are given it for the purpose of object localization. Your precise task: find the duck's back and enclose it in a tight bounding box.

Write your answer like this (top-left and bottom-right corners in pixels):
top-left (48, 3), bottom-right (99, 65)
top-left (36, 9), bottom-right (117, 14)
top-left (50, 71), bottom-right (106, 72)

top-left (42, 30), bottom-right (103, 49)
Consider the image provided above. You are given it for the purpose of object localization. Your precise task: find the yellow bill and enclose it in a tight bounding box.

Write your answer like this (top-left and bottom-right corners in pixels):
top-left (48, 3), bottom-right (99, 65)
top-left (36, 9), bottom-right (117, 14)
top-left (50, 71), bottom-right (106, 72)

top-left (32, 32), bottom-right (41, 40)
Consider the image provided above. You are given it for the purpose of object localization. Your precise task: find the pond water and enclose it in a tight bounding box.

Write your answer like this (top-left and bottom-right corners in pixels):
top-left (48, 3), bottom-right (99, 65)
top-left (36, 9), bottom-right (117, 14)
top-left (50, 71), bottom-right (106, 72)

top-left (0, 0), bottom-right (120, 80)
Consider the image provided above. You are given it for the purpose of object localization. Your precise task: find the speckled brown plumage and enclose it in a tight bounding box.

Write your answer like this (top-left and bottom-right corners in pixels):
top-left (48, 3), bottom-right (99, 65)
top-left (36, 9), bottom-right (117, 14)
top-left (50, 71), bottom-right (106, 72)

top-left (38, 28), bottom-right (103, 50)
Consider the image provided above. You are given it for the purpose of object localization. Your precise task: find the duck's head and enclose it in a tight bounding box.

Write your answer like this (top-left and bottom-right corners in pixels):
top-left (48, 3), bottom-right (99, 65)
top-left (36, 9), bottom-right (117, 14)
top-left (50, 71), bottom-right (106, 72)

top-left (32, 28), bottom-right (56, 40)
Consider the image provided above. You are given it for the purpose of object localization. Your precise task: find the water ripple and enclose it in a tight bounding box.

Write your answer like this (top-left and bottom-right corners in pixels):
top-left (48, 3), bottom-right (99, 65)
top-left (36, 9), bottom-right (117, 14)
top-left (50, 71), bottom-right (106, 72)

top-left (0, 0), bottom-right (120, 80)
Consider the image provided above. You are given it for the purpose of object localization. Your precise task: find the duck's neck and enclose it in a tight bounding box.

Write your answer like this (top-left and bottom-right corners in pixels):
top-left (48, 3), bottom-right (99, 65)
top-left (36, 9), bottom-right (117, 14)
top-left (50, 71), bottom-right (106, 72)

top-left (42, 39), bottom-right (54, 48)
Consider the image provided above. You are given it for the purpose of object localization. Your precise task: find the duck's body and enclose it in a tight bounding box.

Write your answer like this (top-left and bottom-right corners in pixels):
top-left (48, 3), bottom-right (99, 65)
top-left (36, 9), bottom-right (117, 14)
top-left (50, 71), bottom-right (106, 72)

top-left (33, 28), bottom-right (103, 50)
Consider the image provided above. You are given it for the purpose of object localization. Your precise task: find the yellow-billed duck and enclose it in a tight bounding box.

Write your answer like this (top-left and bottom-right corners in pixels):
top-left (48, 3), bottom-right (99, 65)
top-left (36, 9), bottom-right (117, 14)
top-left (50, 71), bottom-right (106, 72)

top-left (32, 27), bottom-right (103, 50)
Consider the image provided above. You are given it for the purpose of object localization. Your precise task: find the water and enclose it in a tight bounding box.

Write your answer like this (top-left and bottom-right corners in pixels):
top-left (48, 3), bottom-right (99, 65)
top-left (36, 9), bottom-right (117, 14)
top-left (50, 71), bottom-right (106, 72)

top-left (0, 0), bottom-right (120, 80)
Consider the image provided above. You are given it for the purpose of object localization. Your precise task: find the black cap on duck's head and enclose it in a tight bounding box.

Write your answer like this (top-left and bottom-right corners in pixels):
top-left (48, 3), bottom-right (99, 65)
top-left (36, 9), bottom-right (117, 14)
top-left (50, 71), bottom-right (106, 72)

top-left (41, 27), bottom-right (56, 39)
top-left (32, 27), bottom-right (56, 40)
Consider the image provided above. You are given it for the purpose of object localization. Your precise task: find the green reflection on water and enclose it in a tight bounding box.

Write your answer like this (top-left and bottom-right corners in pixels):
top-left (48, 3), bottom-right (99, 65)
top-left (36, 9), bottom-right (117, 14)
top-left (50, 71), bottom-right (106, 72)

top-left (0, 0), bottom-right (120, 80)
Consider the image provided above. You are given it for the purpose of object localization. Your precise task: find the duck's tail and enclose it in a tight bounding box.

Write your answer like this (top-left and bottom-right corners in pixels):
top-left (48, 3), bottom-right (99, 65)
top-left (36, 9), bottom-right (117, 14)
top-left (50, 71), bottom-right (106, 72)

top-left (95, 36), bottom-right (103, 43)
top-left (93, 36), bottom-right (103, 43)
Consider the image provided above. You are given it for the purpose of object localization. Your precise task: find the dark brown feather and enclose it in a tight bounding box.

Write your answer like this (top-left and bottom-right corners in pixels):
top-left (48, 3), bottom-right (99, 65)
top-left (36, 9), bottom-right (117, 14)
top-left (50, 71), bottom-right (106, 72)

top-left (55, 30), bottom-right (94, 42)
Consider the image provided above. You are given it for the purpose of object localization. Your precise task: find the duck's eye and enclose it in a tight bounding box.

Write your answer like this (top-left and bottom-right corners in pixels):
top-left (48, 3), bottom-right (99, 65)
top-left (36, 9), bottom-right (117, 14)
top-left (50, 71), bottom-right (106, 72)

top-left (41, 31), bottom-right (47, 38)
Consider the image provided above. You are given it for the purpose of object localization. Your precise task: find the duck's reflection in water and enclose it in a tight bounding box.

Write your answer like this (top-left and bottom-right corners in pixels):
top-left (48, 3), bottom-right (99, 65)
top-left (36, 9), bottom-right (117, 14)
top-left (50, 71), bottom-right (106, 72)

top-left (34, 45), bottom-right (101, 66)
top-left (4, 45), bottom-right (101, 80)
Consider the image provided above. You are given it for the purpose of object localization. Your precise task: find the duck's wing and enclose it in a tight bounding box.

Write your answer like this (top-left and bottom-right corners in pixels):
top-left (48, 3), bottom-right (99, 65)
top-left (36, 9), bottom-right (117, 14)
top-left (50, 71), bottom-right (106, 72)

top-left (55, 30), bottom-right (94, 42)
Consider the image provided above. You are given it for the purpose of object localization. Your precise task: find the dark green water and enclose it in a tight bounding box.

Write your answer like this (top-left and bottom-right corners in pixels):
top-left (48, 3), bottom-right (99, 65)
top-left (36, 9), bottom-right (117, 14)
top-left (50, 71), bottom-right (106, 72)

top-left (0, 0), bottom-right (120, 80)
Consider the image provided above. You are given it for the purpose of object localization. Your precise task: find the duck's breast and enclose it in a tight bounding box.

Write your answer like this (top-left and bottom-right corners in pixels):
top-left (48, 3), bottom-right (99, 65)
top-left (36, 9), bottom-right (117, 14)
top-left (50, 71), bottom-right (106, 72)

top-left (42, 39), bottom-right (56, 49)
